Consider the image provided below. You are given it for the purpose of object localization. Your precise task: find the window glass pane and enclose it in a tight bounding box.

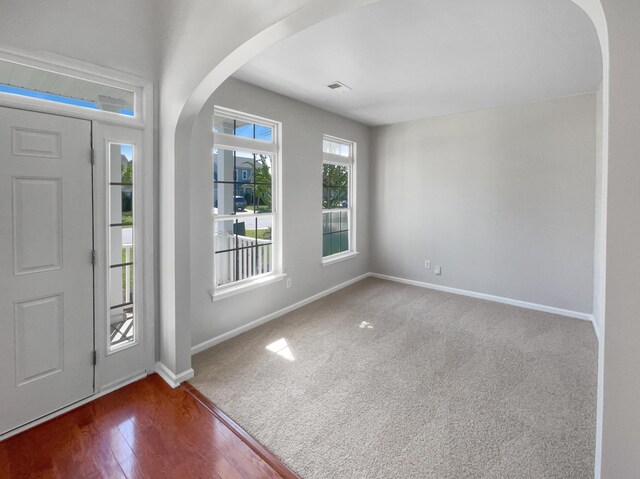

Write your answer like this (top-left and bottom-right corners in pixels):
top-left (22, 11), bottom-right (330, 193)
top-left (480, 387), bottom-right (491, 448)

top-left (214, 218), bottom-right (256, 253)
top-left (215, 216), bottom-right (273, 247)
top-left (213, 148), bottom-right (236, 183)
top-left (0, 60), bottom-right (134, 116)
top-left (323, 139), bottom-right (350, 157)
top-left (110, 144), bottom-right (134, 183)
top-left (323, 234), bottom-right (331, 257)
top-left (110, 189), bottom-right (133, 225)
top-left (109, 142), bottom-right (135, 351)
top-left (110, 226), bottom-right (133, 258)
top-left (110, 302), bottom-right (134, 347)
top-left (323, 164), bottom-right (349, 209)
top-left (335, 188), bottom-right (349, 208)
top-left (341, 211), bottom-right (349, 232)
top-left (214, 250), bottom-right (237, 287)
top-left (237, 185), bottom-right (254, 213)
top-left (331, 211), bottom-right (342, 233)
top-left (340, 231), bottom-right (349, 252)
top-left (323, 212), bottom-right (331, 235)
top-left (331, 233), bottom-right (342, 255)
top-left (254, 184), bottom-right (272, 214)
top-left (245, 215), bottom-right (273, 242)
top-left (214, 114), bottom-right (273, 142)
top-left (109, 265), bottom-right (134, 307)
top-left (214, 149), bottom-right (273, 215)
top-left (214, 237), bottom-right (273, 285)
top-left (214, 181), bottom-right (244, 215)
top-left (254, 154), bottom-right (273, 213)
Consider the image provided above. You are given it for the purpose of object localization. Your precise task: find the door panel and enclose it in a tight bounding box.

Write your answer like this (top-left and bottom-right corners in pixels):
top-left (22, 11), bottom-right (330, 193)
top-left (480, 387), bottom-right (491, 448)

top-left (13, 177), bottom-right (63, 274)
top-left (0, 107), bottom-right (94, 435)
top-left (15, 293), bottom-right (64, 386)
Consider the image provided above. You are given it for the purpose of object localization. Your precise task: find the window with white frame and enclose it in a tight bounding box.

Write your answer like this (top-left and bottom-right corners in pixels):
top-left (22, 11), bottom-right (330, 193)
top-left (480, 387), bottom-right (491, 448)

top-left (0, 59), bottom-right (136, 117)
top-left (108, 142), bottom-right (137, 350)
top-left (213, 107), bottom-right (280, 290)
top-left (322, 136), bottom-right (355, 260)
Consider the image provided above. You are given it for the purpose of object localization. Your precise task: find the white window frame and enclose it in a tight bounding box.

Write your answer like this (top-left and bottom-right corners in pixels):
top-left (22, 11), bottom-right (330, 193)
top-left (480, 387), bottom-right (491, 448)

top-left (210, 106), bottom-right (283, 300)
top-left (322, 135), bottom-right (357, 265)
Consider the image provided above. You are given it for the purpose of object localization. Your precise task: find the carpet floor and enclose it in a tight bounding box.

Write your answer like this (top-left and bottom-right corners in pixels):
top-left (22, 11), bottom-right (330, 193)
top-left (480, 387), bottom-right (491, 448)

top-left (191, 277), bottom-right (597, 479)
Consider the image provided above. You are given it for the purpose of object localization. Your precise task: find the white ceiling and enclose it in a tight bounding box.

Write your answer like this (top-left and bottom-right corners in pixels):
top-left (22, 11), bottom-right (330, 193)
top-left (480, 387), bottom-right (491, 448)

top-left (234, 0), bottom-right (602, 126)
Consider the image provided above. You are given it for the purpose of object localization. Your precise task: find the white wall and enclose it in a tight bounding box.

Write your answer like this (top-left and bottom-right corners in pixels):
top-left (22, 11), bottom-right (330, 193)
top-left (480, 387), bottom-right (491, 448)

top-left (371, 93), bottom-right (597, 314)
top-left (0, 0), bottom-right (163, 80)
top-left (190, 78), bottom-right (370, 347)
top-left (593, 82), bottom-right (604, 334)
top-left (597, 1), bottom-right (640, 476)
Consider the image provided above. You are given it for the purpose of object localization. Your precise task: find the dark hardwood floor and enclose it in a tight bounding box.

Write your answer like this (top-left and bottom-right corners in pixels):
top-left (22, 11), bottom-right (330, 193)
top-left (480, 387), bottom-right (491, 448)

top-left (0, 374), bottom-right (298, 479)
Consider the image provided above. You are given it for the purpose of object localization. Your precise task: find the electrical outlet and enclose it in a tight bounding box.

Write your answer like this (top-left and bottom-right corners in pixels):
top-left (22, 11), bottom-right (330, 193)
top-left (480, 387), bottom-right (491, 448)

top-left (435, 266), bottom-right (442, 275)
top-left (286, 278), bottom-right (292, 288)
top-left (424, 260), bottom-right (431, 269)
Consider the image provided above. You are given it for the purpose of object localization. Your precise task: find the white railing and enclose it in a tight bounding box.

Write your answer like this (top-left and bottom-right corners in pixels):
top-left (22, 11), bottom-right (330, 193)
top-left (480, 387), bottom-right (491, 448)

top-left (214, 232), bottom-right (273, 286)
top-left (123, 243), bottom-right (133, 303)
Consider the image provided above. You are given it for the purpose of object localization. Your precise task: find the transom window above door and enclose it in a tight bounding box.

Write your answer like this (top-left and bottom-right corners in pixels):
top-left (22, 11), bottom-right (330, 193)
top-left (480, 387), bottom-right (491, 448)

top-left (0, 59), bottom-right (136, 117)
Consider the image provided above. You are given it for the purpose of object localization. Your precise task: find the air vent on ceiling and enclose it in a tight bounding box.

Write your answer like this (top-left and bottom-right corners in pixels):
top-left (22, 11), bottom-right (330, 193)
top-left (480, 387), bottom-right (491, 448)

top-left (326, 81), bottom-right (351, 92)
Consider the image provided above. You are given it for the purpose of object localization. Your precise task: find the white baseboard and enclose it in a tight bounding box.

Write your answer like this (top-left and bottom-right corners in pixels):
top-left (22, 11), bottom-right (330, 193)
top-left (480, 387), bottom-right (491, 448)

top-left (370, 273), bottom-right (595, 323)
top-left (191, 272), bottom-right (371, 355)
top-left (190, 271), bottom-right (597, 357)
top-left (98, 368), bottom-right (148, 394)
top-left (0, 370), bottom-right (148, 441)
top-left (155, 361), bottom-right (195, 388)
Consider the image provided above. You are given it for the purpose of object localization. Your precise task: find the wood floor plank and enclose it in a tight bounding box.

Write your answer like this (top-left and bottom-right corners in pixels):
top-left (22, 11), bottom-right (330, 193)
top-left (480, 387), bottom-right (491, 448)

top-left (0, 374), bottom-right (293, 479)
top-left (182, 382), bottom-right (299, 479)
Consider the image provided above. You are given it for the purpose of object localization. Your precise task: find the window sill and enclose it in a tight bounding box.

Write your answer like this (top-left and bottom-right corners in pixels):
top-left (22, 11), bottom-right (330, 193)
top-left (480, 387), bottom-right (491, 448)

top-left (208, 273), bottom-right (286, 302)
top-left (322, 251), bottom-right (359, 266)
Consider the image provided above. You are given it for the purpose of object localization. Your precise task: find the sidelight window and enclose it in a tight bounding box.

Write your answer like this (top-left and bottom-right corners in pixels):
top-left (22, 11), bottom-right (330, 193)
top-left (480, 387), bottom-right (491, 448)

top-left (108, 143), bottom-right (136, 349)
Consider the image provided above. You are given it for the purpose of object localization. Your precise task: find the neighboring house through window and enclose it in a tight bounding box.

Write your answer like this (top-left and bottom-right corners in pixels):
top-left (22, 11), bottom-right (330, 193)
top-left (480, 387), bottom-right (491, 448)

top-left (212, 107), bottom-right (281, 294)
top-left (322, 135), bottom-right (356, 262)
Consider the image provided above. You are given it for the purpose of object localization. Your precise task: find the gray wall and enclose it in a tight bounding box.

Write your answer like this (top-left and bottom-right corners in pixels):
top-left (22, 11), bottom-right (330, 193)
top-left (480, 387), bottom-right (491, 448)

top-left (190, 78), bottom-right (370, 347)
top-left (371, 93), bottom-right (597, 314)
top-left (0, 0), bottom-right (163, 81)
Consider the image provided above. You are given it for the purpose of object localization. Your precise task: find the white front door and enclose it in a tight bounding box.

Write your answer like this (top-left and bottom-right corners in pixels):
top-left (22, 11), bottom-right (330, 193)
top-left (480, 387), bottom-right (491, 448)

top-left (0, 107), bottom-right (94, 434)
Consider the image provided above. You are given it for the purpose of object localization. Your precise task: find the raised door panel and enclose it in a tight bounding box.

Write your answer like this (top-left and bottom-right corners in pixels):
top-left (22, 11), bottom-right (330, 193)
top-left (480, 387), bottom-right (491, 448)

top-left (13, 177), bottom-right (63, 275)
top-left (14, 294), bottom-right (64, 386)
top-left (11, 127), bottom-right (62, 158)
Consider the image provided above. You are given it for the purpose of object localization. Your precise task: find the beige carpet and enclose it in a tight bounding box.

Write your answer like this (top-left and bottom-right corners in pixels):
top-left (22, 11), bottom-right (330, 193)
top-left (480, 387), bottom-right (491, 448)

top-left (191, 277), bottom-right (597, 479)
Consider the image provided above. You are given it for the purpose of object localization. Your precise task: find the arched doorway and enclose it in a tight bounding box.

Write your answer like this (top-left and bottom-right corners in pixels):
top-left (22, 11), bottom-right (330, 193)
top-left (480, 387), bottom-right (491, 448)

top-left (159, 1), bottom-right (613, 476)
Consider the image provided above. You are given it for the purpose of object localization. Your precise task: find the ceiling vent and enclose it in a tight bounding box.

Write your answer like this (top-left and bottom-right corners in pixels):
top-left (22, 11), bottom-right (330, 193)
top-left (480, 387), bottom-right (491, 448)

top-left (326, 81), bottom-right (351, 92)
